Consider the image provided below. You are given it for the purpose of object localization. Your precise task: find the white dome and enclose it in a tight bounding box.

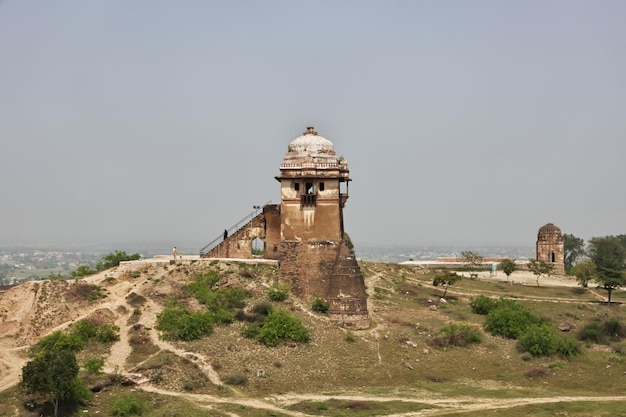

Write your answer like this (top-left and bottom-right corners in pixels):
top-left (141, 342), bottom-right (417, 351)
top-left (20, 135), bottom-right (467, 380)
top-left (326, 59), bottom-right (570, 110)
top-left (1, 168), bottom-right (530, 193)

top-left (287, 127), bottom-right (335, 155)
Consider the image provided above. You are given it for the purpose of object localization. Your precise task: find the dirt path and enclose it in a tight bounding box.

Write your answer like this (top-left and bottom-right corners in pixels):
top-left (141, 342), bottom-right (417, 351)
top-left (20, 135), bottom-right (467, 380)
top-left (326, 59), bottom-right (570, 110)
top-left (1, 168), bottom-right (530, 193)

top-left (0, 343), bottom-right (28, 392)
top-left (137, 384), bottom-right (626, 416)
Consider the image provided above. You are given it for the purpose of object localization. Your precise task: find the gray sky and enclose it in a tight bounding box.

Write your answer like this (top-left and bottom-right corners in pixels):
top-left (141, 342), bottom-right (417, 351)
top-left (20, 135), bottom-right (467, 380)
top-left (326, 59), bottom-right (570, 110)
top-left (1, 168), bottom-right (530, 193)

top-left (1, 0), bottom-right (624, 252)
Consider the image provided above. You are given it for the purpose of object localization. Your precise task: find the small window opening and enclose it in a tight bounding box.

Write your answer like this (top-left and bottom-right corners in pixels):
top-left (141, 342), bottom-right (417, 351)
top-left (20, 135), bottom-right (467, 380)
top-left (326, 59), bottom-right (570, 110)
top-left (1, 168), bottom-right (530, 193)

top-left (294, 182), bottom-right (300, 191)
top-left (319, 182), bottom-right (325, 191)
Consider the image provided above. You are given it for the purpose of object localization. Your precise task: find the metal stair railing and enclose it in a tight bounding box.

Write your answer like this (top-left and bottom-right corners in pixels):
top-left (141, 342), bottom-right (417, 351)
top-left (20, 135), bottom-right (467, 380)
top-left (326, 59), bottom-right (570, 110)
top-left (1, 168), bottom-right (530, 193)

top-left (199, 201), bottom-right (272, 256)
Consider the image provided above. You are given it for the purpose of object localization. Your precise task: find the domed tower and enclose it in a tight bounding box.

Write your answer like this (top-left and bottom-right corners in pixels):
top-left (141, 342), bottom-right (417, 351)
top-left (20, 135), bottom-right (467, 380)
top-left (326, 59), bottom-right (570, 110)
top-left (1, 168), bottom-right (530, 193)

top-left (276, 127), bottom-right (369, 329)
top-left (536, 223), bottom-right (565, 275)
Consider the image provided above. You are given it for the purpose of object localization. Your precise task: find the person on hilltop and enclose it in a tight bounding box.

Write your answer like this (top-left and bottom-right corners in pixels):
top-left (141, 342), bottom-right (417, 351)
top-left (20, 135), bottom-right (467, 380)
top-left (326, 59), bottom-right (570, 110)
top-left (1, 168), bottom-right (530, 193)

top-left (173, 246), bottom-right (178, 260)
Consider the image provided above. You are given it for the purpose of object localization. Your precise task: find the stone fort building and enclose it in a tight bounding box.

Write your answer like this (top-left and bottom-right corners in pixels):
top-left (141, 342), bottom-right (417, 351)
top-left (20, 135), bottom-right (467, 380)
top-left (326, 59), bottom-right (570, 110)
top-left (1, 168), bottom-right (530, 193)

top-left (201, 127), bottom-right (369, 329)
top-left (536, 223), bottom-right (565, 275)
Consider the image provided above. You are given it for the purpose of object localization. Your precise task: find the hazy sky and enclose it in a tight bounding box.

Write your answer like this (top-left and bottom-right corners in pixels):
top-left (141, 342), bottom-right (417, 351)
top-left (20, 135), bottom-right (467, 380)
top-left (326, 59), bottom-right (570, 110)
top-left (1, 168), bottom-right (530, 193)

top-left (1, 1), bottom-right (624, 253)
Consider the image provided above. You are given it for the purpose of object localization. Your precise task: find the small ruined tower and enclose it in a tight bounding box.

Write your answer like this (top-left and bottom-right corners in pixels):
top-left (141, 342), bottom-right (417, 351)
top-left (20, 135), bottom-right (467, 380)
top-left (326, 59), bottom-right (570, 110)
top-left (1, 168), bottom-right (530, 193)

top-left (276, 127), bottom-right (369, 329)
top-left (536, 223), bottom-right (565, 275)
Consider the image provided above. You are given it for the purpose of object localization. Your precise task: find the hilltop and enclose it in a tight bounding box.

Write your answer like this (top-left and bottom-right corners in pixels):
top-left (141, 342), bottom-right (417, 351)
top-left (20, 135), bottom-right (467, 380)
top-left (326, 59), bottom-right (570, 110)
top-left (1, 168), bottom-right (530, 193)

top-left (0, 256), bottom-right (625, 416)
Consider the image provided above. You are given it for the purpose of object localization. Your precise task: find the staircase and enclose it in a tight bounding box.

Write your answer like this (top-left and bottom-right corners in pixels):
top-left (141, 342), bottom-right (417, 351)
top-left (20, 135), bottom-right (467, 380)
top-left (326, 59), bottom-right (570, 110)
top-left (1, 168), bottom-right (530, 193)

top-left (199, 202), bottom-right (271, 258)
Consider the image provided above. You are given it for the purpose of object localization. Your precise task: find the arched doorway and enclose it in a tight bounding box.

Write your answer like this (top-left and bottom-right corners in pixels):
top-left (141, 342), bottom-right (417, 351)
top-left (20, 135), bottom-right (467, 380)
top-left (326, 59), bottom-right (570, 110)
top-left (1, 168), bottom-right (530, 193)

top-left (251, 238), bottom-right (264, 257)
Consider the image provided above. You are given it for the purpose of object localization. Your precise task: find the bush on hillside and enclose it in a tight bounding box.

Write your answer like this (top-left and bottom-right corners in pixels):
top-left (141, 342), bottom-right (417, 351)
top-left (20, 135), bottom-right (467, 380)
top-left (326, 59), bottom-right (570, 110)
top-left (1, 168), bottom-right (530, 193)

top-left (312, 296), bottom-right (329, 314)
top-left (483, 301), bottom-right (543, 339)
top-left (470, 295), bottom-right (499, 315)
top-left (96, 251), bottom-right (140, 271)
top-left (185, 271), bottom-right (249, 324)
top-left (267, 283), bottom-right (290, 301)
top-left (578, 318), bottom-right (626, 345)
top-left (517, 323), bottom-right (581, 358)
top-left (242, 308), bottom-right (310, 347)
top-left (430, 324), bottom-right (483, 348)
top-left (156, 305), bottom-right (213, 341)
top-left (110, 393), bottom-right (149, 416)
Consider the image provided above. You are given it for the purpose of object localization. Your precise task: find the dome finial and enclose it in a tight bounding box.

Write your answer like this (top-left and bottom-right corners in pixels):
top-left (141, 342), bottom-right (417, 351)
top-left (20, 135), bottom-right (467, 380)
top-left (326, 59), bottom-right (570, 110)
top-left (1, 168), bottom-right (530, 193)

top-left (304, 126), bottom-right (317, 136)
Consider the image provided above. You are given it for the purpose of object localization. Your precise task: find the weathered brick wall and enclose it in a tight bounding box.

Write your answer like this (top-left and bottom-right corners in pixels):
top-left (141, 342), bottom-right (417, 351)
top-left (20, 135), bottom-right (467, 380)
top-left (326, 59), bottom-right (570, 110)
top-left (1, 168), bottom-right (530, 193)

top-left (263, 205), bottom-right (281, 260)
top-left (278, 240), bottom-right (337, 300)
top-left (280, 201), bottom-right (342, 242)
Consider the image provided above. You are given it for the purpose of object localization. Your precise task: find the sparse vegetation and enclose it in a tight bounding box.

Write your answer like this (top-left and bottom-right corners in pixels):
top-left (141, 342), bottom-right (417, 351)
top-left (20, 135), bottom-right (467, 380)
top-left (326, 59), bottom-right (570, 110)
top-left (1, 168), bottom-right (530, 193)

top-left (267, 283), bottom-right (290, 301)
top-left (430, 324), bottom-right (483, 348)
top-left (312, 296), bottom-right (329, 313)
top-left (110, 393), bottom-right (149, 416)
top-left (96, 250), bottom-right (141, 271)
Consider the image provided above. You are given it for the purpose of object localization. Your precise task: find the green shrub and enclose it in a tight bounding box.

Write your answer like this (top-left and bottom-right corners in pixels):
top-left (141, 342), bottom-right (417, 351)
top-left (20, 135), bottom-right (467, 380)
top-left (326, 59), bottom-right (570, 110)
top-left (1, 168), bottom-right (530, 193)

top-left (517, 323), bottom-right (558, 356)
top-left (223, 373), bottom-right (248, 385)
top-left (184, 271), bottom-right (249, 324)
top-left (69, 320), bottom-right (98, 344)
top-left (517, 323), bottom-right (581, 357)
top-left (345, 331), bottom-right (356, 343)
top-left (71, 265), bottom-right (97, 278)
top-left (69, 320), bottom-right (119, 345)
top-left (156, 305), bottom-right (213, 341)
top-left (484, 301), bottom-right (543, 339)
top-left (83, 357), bottom-right (105, 374)
top-left (267, 284), bottom-right (290, 301)
top-left (432, 324), bottom-right (483, 347)
top-left (312, 296), bottom-right (329, 314)
top-left (96, 324), bottom-right (120, 343)
top-left (110, 393), bottom-right (149, 416)
top-left (32, 330), bottom-right (85, 354)
top-left (579, 318), bottom-right (626, 345)
top-left (243, 308), bottom-right (310, 346)
top-left (96, 251), bottom-right (141, 271)
top-left (470, 295), bottom-right (499, 315)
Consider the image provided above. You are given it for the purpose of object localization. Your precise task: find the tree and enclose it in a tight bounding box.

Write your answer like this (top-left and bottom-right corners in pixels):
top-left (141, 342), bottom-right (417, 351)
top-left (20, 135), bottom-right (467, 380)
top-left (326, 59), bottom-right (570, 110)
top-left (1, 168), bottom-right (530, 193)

top-left (21, 347), bottom-right (79, 417)
top-left (433, 272), bottom-right (462, 298)
top-left (499, 259), bottom-right (517, 282)
top-left (96, 250), bottom-right (141, 271)
top-left (588, 237), bottom-right (626, 271)
top-left (458, 251), bottom-right (484, 270)
top-left (588, 236), bottom-right (626, 304)
top-left (563, 233), bottom-right (585, 274)
top-left (527, 259), bottom-right (554, 287)
top-left (570, 259), bottom-right (597, 288)
top-left (596, 267), bottom-right (625, 305)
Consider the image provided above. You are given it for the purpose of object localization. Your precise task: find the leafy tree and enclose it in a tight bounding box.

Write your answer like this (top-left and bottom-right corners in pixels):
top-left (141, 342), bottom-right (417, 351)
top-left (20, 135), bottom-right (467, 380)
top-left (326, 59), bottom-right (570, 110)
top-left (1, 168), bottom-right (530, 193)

top-left (21, 347), bottom-right (80, 417)
top-left (588, 236), bottom-right (626, 304)
top-left (563, 233), bottom-right (585, 274)
top-left (432, 272), bottom-right (461, 298)
top-left (458, 251), bottom-right (484, 270)
top-left (96, 250), bottom-right (141, 271)
top-left (588, 237), bottom-right (626, 271)
top-left (527, 259), bottom-right (554, 287)
top-left (499, 259), bottom-right (517, 282)
top-left (570, 259), bottom-right (597, 288)
top-left (596, 267), bottom-right (625, 305)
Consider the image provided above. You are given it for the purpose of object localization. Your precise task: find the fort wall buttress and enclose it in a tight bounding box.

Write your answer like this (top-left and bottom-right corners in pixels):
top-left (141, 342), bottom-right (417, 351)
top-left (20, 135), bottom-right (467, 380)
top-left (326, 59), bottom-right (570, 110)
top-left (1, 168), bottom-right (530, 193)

top-left (279, 240), bottom-right (337, 300)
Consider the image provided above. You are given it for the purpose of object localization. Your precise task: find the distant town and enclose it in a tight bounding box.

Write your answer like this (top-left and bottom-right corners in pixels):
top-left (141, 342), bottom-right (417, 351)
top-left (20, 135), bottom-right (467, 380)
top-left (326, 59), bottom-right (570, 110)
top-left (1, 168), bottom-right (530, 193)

top-left (0, 244), bottom-right (535, 286)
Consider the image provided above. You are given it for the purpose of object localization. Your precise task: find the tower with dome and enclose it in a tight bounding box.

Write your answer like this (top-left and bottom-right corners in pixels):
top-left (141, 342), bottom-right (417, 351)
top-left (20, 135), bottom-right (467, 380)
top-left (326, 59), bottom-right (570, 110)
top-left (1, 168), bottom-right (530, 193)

top-left (201, 127), bottom-right (369, 329)
top-left (536, 223), bottom-right (565, 275)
